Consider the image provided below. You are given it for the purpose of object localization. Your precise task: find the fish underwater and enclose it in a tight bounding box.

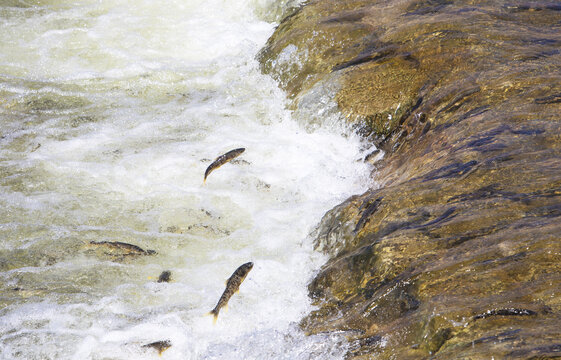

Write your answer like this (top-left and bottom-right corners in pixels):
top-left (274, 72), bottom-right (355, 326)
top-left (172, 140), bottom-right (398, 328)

top-left (88, 241), bottom-right (156, 256)
top-left (208, 262), bottom-right (253, 323)
top-left (204, 148), bottom-right (245, 183)
top-left (157, 270), bottom-right (172, 283)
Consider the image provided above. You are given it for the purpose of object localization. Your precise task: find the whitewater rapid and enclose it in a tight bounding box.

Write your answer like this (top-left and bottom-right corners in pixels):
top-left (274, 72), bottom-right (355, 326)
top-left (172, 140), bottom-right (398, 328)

top-left (0, 0), bottom-right (373, 358)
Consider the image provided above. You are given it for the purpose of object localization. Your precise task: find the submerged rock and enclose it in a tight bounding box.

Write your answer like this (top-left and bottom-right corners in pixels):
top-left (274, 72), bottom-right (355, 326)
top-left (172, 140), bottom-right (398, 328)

top-left (261, 0), bottom-right (561, 358)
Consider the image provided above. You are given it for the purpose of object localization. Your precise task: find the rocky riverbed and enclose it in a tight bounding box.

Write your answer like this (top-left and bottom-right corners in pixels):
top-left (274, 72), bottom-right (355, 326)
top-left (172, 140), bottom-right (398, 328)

top-left (260, 0), bottom-right (561, 358)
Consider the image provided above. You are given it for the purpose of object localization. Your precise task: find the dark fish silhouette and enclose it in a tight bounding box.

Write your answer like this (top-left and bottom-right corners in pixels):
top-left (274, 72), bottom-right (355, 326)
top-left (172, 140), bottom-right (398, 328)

top-left (157, 270), bottom-right (172, 283)
top-left (208, 262), bottom-right (253, 323)
top-left (204, 148), bottom-right (245, 183)
top-left (142, 340), bottom-right (171, 355)
top-left (88, 241), bottom-right (156, 255)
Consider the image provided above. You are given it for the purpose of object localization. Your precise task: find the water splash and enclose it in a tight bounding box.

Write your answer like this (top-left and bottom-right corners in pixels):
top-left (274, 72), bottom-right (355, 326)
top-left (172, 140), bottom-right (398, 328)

top-left (0, 0), bottom-right (373, 358)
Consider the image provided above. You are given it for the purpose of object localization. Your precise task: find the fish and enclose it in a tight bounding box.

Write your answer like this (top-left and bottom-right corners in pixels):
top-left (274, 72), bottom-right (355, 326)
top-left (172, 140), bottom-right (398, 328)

top-left (88, 241), bottom-right (156, 256)
top-left (142, 340), bottom-right (171, 355)
top-left (157, 270), bottom-right (172, 283)
top-left (204, 148), bottom-right (245, 183)
top-left (208, 261), bottom-right (253, 323)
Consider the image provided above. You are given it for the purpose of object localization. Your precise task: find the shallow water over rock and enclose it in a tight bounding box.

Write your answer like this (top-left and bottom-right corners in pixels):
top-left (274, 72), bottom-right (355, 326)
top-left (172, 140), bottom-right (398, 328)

top-left (260, 0), bottom-right (561, 358)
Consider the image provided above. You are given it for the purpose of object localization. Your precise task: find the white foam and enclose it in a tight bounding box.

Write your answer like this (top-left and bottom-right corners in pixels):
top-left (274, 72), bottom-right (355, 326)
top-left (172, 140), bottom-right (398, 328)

top-left (0, 0), bottom-right (373, 358)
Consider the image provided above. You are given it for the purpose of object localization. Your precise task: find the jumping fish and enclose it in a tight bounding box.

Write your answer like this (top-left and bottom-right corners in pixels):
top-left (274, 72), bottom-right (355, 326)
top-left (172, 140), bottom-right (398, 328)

top-left (204, 148), bottom-right (245, 184)
top-left (208, 262), bottom-right (253, 323)
top-left (142, 340), bottom-right (172, 355)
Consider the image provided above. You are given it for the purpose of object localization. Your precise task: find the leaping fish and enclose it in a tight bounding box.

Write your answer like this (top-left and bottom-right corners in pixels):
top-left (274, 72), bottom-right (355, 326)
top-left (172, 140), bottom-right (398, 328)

top-left (142, 340), bottom-right (171, 355)
top-left (204, 148), bottom-right (245, 184)
top-left (208, 262), bottom-right (253, 324)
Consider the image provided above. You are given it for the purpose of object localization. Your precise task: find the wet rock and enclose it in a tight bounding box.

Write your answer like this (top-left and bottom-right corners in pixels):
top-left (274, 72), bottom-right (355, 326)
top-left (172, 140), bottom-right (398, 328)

top-left (261, 0), bottom-right (561, 358)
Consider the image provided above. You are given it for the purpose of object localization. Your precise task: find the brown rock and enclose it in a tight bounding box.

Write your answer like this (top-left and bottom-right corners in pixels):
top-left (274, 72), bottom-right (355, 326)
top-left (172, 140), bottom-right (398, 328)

top-left (261, 0), bottom-right (561, 358)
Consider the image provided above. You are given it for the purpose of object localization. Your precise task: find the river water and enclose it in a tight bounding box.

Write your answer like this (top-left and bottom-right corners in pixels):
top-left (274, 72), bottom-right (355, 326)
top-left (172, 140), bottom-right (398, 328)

top-left (0, 0), bottom-right (374, 359)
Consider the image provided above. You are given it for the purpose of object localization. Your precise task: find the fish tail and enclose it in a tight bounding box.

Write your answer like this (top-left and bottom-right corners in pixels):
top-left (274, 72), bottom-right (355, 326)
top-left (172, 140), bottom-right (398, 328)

top-left (203, 167), bottom-right (212, 184)
top-left (206, 309), bottom-right (219, 324)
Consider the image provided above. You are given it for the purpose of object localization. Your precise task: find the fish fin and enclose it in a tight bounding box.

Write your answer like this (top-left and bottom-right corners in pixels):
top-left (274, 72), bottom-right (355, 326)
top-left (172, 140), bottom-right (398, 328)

top-left (235, 290), bottom-right (239, 294)
top-left (206, 310), bottom-right (219, 324)
top-left (224, 304), bottom-right (228, 313)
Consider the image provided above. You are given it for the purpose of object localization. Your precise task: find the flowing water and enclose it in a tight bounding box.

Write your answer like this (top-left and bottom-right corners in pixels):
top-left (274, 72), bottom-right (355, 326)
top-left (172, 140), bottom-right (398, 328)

top-left (0, 0), bottom-right (374, 358)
